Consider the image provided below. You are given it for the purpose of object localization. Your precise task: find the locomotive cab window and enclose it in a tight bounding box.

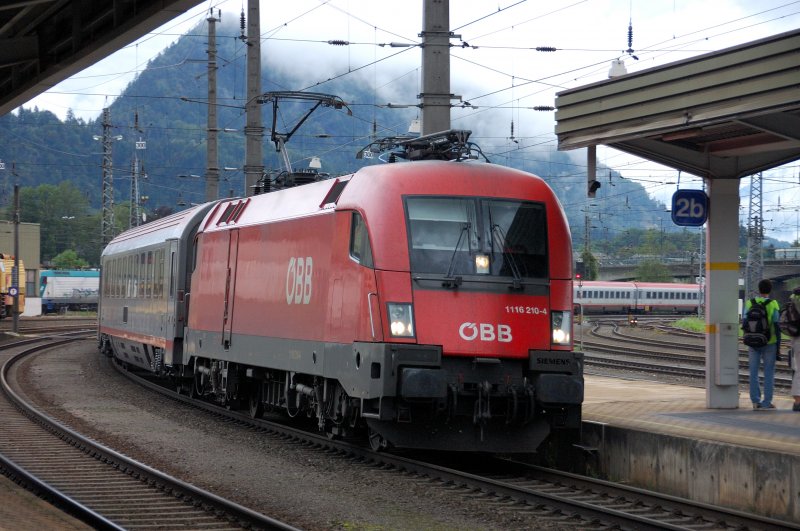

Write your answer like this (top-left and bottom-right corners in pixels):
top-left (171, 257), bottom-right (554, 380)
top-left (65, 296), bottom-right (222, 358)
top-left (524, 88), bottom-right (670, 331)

top-left (349, 212), bottom-right (374, 268)
top-left (405, 196), bottom-right (548, 280)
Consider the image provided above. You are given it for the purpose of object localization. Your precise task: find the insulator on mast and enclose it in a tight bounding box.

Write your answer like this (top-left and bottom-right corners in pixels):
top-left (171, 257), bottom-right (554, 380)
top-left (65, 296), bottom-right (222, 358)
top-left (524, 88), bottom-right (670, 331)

top-left (628, 20), bottom-right (633, 49)
top-left (239, 8), bottom-right (246, 41)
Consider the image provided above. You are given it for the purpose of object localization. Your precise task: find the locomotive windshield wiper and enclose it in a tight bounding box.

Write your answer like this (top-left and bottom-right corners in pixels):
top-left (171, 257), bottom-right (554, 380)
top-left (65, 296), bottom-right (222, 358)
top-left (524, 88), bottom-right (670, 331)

top-left (490, 223), bottom-right (523, 290)
top-left (443, 222), bottom-right (471, 288)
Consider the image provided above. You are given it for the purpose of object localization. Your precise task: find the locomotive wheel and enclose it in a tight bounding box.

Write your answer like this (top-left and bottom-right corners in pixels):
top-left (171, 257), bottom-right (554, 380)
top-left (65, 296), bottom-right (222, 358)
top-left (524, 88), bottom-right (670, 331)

top-left (367, 427), bottom-right (388, 452)
top-left (190, 371), bottom-right (203, 398)
top-left (248, 385), bottom-right (263, 419)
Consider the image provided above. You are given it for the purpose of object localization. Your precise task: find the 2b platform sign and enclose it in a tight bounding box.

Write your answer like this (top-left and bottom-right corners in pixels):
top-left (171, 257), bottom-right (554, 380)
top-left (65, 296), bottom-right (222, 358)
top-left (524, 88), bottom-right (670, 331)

top-left (671, 189), bottom-right (708, 227)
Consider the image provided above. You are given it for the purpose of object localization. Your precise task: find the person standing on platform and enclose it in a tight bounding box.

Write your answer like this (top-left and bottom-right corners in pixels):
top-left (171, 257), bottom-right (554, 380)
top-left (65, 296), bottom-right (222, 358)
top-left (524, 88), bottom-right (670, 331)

top-left (788, 287), bottom-right (800, 412)
top-left (743, 279), bottom-right (781, 410)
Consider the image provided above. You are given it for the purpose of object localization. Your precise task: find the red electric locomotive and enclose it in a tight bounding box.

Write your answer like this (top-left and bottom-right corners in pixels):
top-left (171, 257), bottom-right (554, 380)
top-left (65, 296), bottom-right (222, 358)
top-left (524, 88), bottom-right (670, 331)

top-left (99, 131), bottom-right (583, 453)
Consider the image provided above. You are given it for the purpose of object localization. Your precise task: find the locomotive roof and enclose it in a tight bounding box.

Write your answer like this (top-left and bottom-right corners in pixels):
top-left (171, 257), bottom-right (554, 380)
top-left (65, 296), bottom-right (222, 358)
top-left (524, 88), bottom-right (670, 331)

top-left (102, 202), bottom-right (218, 256)
top-left (199, 160), bottom-right (561, 232)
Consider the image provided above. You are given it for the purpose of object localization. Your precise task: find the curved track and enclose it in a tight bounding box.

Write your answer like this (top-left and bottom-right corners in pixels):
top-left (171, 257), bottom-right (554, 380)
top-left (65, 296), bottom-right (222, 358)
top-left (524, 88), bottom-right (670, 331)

top-left (115, 357), bottom-right (796, 530)
top-left (583, 321), bottom-right (793, 386)
top-left (0, 334), bottom-right (297, 531)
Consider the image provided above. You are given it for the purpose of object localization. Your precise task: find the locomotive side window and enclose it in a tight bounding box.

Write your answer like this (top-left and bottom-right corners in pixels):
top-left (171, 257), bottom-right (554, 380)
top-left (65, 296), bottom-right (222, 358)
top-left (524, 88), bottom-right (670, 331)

top-left (349, 212), bottom-right (374, 268)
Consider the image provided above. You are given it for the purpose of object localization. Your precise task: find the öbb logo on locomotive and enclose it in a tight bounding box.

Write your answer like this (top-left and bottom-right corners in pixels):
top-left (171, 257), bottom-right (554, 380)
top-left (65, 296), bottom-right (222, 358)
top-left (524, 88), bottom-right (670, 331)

top-left (285, 256), bottom-right (313, 305)
top-left (458, 322), bottom-right (513, 343)
top-left (98, 130), bottom-right (584, 454)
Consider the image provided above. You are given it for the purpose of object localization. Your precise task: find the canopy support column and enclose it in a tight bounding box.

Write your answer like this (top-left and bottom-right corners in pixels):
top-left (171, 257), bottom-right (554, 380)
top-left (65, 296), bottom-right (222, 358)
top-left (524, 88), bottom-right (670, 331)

top-left (704, 178), bottom-right (741, 408)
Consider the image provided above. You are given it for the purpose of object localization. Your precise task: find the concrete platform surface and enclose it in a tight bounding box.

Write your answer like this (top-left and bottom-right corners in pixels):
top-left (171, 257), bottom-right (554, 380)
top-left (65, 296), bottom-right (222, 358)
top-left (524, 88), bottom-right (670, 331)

top-left (581, 374), bottom-right (800, 523)
top-left (584, 375), bottom-right (800, 456)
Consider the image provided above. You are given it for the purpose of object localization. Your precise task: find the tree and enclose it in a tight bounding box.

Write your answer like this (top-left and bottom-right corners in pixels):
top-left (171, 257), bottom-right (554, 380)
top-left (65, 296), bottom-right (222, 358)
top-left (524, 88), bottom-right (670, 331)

top-left (581, 250), bottom-right (599, 280)
top-left (19, 182), bottom-right (93, 263)
top-left (51, 249), bottom-right (89, 269)
top-left (636, 259), bottom-right (672, 282)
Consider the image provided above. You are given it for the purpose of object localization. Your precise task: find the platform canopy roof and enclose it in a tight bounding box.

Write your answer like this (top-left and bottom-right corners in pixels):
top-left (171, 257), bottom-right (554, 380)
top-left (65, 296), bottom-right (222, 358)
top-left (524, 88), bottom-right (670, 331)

top-left (0, 0), bottom-right (202, 117)
top-left (555, 29), bottom-right (800, 180)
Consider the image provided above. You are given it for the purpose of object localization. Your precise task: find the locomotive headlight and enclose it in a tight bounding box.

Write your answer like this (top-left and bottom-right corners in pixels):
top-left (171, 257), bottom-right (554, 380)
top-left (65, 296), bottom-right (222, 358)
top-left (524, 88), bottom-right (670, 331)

top-left (551, 310), bottom-right (571, 345)
top-left (474, 253), bottom-right (490, 274)
top-left (388, 303), bottom-right (415, 337)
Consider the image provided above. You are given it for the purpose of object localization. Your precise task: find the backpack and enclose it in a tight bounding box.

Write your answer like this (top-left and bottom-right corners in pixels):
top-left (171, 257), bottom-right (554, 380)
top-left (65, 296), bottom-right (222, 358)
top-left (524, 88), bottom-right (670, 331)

top-left (779, 297), bottom-right (800, 337)
top-left (742, 298), bottom-right (771, 348)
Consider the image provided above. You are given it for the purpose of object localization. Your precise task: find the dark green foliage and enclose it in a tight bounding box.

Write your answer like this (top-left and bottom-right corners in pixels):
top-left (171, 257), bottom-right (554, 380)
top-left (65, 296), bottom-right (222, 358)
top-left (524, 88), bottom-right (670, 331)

top-left (51, 249), bottom-right (90, 269)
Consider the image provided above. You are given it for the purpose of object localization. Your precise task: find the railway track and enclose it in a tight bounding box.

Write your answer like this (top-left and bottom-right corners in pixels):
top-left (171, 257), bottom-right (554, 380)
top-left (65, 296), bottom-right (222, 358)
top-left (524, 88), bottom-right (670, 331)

top-left (0, 317), bottom-right (98, 336)
top-left (0, 334), bottom-right (297, 531)
top-left (114, 357), bottom-right (795, 530)
top-left (584, 322), bottom-right (793, 385)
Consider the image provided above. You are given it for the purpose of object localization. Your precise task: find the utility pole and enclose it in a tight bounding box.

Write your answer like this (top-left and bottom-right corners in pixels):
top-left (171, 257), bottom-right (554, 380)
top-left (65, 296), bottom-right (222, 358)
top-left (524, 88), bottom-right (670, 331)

top-left (130, 112), bottom-right (145, 228)
top-left (583, 207), bottom-right (591, 258)
top-left (243, 1), bottom-right (263, 196)
top-left (205, 9), bottom-right (220, 202)
top-left (420, 0), bottom-right (457, 135)
top-left (744, 172), bottom-right (764, 299)
top-left (12, 182), bottom-right (19, 334)
top-left (129, 157), bottom-right (139, 228)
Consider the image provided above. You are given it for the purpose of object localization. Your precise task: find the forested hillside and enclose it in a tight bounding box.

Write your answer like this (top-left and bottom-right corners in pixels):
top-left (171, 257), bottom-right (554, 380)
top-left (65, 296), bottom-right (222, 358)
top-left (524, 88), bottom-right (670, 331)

top-left (1, 16), bottom-right (693, 266)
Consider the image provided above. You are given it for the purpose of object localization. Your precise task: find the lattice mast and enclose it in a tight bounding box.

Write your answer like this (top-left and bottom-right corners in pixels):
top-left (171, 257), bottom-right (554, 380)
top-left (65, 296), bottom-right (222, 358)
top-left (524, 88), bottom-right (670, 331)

top-left (744, 172), bottom-right (764, 299)
top-left (100, 107), bottom-right (115, 247)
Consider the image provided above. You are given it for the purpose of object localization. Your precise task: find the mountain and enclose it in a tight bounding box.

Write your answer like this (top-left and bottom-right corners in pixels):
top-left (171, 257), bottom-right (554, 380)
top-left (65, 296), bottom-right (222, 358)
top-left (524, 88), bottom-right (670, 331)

top-left (1, 16), bottom-right (682, 249)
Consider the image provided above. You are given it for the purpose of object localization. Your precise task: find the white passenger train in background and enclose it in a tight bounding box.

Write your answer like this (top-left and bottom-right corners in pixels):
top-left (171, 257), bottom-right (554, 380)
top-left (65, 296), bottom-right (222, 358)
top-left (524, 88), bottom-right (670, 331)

top-left (574, 281), bottom-right (701, 314)
top-left (774, 247), bottom-right (800, 260)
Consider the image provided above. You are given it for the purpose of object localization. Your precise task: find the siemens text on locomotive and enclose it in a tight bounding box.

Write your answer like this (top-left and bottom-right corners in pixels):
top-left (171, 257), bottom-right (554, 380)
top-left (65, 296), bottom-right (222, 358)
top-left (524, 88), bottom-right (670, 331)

top-left (98, 132), bottom-right (583, 453)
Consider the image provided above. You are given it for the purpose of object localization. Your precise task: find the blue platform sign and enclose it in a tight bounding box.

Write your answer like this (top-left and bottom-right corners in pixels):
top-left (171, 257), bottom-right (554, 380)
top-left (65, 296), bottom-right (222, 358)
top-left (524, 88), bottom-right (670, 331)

top-left (671, 189), bottom-right (708, 226)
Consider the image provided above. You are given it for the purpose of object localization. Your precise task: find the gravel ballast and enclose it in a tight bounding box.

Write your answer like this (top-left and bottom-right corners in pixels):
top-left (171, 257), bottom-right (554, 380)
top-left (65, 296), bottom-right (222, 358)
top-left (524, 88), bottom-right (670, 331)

top-left (17, 342), bottom-right (570, 530)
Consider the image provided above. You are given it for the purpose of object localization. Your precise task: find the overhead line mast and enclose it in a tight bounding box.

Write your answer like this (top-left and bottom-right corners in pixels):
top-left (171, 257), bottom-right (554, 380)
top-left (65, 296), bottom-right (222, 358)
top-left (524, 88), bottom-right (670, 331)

top-left (243, 0), bottom-right (264, 197)
top-left (420, 0), bottom-right (459, 135)
top-left (205, 9), bottom-right (220, 202)
top-left (744, 172), bottom-right (764, 299)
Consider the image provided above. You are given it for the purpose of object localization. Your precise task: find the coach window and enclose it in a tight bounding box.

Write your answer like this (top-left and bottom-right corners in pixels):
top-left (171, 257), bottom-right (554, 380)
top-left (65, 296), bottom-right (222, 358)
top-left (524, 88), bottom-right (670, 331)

top-left (350, 212), bottom-right (374, 268)
top-left (159, 249), bottom-right (164, 297)
top-left (126, 255), bottom-right (133, 298)
top-left (140, 252), bottom-right (147, 297)
top-left (170, 251), bottom-right (176, 298)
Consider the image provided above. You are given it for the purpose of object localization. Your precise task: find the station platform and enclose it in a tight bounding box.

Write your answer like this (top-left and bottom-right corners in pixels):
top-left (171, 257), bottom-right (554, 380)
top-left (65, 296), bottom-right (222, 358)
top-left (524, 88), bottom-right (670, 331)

top-left (581, 374), bottom-right (800, 524)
